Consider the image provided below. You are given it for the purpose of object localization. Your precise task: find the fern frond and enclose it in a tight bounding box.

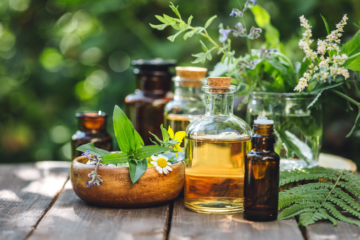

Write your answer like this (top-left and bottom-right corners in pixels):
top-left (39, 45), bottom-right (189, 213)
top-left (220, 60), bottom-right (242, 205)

top-left (323, 202), bottom-right (360, 227)
top-left (337, 181), bottom-right (360, 197)
top-left (332, 188), bottom-right (360, 212)
top-left (328, 196), bottom-right (360, 219)
top-left (299, 210), bottom-right (337, 226)
top-left (279, 167), bottom-right (360, 227)
top-left (278, 203), bottom-right (320, 220)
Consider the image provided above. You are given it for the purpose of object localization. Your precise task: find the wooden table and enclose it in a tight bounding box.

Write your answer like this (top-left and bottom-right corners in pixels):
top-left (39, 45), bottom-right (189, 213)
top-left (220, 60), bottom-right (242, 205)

top-left (1, 161), bottom-right (360, 240)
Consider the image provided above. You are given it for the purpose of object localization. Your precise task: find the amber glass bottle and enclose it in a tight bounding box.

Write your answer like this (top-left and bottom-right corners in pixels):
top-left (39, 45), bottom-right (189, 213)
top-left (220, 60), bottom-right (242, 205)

top-left (244, 117), bottom-right (280, 221)
top-left (125, 59), bottom-right (176, 145)
top-left (164, 66), bottom-right (207, 135)
top-left (71, 111), bottom-right (113, 160)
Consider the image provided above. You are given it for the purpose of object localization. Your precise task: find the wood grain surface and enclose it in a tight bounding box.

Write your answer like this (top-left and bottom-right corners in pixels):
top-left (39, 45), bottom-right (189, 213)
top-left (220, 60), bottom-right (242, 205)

top-left (169, 198), bottom-right (304, 240)
top-left (28, 181), bottom-right (171, 240)
top-left (305, 221), bottom-right (360, 240)
top-left (0, 161), bottom-right (70, 240)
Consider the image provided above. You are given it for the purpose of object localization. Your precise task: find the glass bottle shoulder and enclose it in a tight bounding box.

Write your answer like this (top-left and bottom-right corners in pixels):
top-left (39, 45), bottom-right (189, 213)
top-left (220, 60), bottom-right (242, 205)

top-left (246, 149), bottom-right (280, 161)
top-left (186, 113), bottom-right (252, 139)
top-left (164, 99), bottom-right (205, 115)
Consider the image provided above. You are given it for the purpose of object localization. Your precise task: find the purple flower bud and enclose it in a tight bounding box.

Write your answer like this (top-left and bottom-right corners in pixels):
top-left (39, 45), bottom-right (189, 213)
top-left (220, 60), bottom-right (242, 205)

top-left (270, 49), bottom-right (277, 53)
top-left (230, 8), bottom-right (243, 17)
top-left (248, 26), bottom-right (262, 39)
top-left (250, 0), bottom-right (258, 6)
top-left (82, 150), bottom-right (91, 160)
top-left (86, 181), bottom-right (94, 188)
top-left (235, 22), bottom-right (245, 32)
top-left (219, 29), bottom-right (232, 42)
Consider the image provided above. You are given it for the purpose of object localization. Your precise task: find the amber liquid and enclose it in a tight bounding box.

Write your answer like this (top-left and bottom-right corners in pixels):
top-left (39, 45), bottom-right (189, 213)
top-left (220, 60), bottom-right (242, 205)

top-left (184, 136), bottom-right (251, 213)
top-left (165, 114), bottom-right (190, 133)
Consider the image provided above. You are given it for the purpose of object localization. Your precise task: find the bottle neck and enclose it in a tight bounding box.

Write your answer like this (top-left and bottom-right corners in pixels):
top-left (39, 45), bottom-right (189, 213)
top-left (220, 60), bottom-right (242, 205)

top-left (252, 124), bottom-right (275, 151)
top-left (205, 92), bottom-right (234, 115)
top-left (174, 85), bottom-right (203, 101)
top-left (77, 116), bottom-right (107, 132)
top-left (134, 68), bottom-right (173, 98)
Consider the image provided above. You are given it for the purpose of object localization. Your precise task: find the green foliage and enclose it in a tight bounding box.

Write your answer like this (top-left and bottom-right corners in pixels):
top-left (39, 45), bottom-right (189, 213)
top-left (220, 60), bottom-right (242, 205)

top-left (76, 143), bottom-right (111, 157)
top-left (77, 105), bottom-right (173, 184)
top-left (150, 2), bottom-right (296, 96)
top-left (279, 167), bottom-right (360, 227)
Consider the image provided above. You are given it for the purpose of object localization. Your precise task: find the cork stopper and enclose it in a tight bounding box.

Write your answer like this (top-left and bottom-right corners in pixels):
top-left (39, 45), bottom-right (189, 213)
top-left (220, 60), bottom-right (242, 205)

top-left (207, 77), bottom-right (231, 92)
top-left (175, 66), bottom-right (207, 87)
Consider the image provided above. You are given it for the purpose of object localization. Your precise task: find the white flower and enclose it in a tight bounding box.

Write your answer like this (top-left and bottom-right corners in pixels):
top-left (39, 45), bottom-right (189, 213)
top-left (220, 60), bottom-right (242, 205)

top-left (151, 154), bottom-right (173, 174)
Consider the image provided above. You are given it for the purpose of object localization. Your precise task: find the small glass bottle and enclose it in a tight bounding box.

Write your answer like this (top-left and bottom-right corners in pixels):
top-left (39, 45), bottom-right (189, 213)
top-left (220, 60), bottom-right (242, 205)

top-left (71, 111), bottom-right (113, 160)
top-left (164, 66), bottom-right (207, 134)
top-left (125, 59), bottom-right (176, 146)
top-left (244, 117), bottom-right (280, 221)
top-left (184, 77), bottom-right (252, 214)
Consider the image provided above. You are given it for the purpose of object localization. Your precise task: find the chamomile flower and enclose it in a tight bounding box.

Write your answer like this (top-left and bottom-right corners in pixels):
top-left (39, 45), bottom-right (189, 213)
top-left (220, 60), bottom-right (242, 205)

top-left (151, 154), bottom-right (173, 174)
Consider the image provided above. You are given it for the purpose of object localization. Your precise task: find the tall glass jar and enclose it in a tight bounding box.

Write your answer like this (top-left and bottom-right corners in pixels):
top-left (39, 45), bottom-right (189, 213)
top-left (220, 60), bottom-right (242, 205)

top-left (71, 111), bottom-right (113, 160)
top-left (246, 92), bottom-right (323, 171)
top-left (164, 66), bottom-right (207, 134)
top-left (125, 59), bottom-right (176, 146)
top-left (184, 77), bottom-right (252, 214)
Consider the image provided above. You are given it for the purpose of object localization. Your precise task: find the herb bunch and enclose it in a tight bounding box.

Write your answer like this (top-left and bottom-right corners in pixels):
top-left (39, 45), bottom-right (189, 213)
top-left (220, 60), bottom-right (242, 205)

top-left (76, 105), bottom-right (173, 185)
top-left (150, 1), bottom-right (297, 97)
top-left (279, 167), bottom-right (360, 227)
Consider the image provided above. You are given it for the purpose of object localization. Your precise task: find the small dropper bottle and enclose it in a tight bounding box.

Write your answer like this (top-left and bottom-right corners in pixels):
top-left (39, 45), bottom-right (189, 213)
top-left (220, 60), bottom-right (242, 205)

top-left (244, 117), bottom-right (280, 221)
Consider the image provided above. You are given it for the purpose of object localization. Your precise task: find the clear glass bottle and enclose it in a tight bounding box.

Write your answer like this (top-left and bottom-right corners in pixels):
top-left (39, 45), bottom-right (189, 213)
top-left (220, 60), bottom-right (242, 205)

top-left (125, 59), bottom-right (176, 146)
top-left (244, 117), bottom-right (280, 221)
top-left (164, 66), bottom-right (207, 134)
top-left (71, 111), bottom-right (113, 160)
top-left (184, 77), bottom-right (252, 214)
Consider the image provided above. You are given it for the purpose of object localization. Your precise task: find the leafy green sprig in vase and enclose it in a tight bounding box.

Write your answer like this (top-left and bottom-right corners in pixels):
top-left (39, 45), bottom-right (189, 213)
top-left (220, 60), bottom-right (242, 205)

top-left (77, 105), bottom-right (183, 186)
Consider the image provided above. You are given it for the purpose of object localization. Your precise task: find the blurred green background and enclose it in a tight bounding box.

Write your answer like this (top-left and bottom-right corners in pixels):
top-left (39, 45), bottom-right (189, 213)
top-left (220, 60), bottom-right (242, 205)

top-left (1, 0), bottom-right (360, 165)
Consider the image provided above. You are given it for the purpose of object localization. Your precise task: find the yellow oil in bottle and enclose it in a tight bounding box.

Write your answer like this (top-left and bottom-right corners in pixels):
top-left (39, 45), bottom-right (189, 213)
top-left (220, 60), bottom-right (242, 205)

top-left (184, 134), bottom-right (251, 213)
top-left (165, 114), bottom-right (190, 133)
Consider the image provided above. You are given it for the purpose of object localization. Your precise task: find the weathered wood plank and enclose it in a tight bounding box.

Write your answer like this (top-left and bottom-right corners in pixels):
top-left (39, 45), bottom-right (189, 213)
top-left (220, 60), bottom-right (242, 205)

top-left (169, 198), bottom-right (304, 240)
top-left (0, 161), bottom-right (70, 240)
top-left (28, 181), bottom-right (171, 240)
top-left (305, 221), bottom-right (360, 240)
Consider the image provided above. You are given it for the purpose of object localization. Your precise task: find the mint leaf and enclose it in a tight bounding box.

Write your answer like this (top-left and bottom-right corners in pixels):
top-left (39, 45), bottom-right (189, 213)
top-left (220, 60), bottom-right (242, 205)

top-left (168, 30), bottom-right (183, 42)
top-left (76, 142), bottom-right (111, 157)
top-left (187, 15), bottom-right (193, 25)
top-left (113, 105), bottom-right (136, 153)
top-left (149, 23), bottom-right (168, 30)
top-left (129, 159), bottom-right (147, 183)
top-left (135, 145), bottom-right (173, 159)
top-left (101, 152), bottom-right (129, 164)
top-left (204, 15), bottom-right (217, 29)
top-left (183, 30), bottom-right (195, 40)
top-left (155, 15), bottom-right (169, 24)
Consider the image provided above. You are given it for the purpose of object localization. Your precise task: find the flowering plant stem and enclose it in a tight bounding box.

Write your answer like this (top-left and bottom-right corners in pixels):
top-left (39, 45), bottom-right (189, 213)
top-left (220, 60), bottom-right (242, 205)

top-left (173, 19), bottom-right (226, 55)
top-left (331, 90), bottom-right (360, 106)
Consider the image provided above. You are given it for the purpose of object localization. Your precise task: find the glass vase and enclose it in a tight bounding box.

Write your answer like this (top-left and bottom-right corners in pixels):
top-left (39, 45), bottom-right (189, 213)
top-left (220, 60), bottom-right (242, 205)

top-left (246, 92), bottom-right (323, 171)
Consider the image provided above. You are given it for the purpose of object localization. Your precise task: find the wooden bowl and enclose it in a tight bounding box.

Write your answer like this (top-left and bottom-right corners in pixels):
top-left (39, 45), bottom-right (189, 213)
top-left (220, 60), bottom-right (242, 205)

top-left (70, 155), bottom-right (185, 208)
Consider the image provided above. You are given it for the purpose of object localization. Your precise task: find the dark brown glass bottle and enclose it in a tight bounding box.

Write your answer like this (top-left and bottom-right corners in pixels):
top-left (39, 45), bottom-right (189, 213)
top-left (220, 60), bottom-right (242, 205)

top-left (244, 117), bottom-right (280, 221)
top-left (71, 111), bottom-right (113, 160)
top-left (125, 59), bottom-right (176, 145)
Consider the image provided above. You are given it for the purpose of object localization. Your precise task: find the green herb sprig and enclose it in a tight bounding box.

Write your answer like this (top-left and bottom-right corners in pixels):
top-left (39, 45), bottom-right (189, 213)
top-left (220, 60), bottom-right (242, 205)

top-left (77, 105), bottom-right (173, 184)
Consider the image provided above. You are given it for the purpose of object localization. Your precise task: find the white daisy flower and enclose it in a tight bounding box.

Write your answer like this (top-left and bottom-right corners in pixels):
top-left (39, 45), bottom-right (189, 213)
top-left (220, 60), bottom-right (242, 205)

top-left (151, 154), bottom-right (173, 174)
